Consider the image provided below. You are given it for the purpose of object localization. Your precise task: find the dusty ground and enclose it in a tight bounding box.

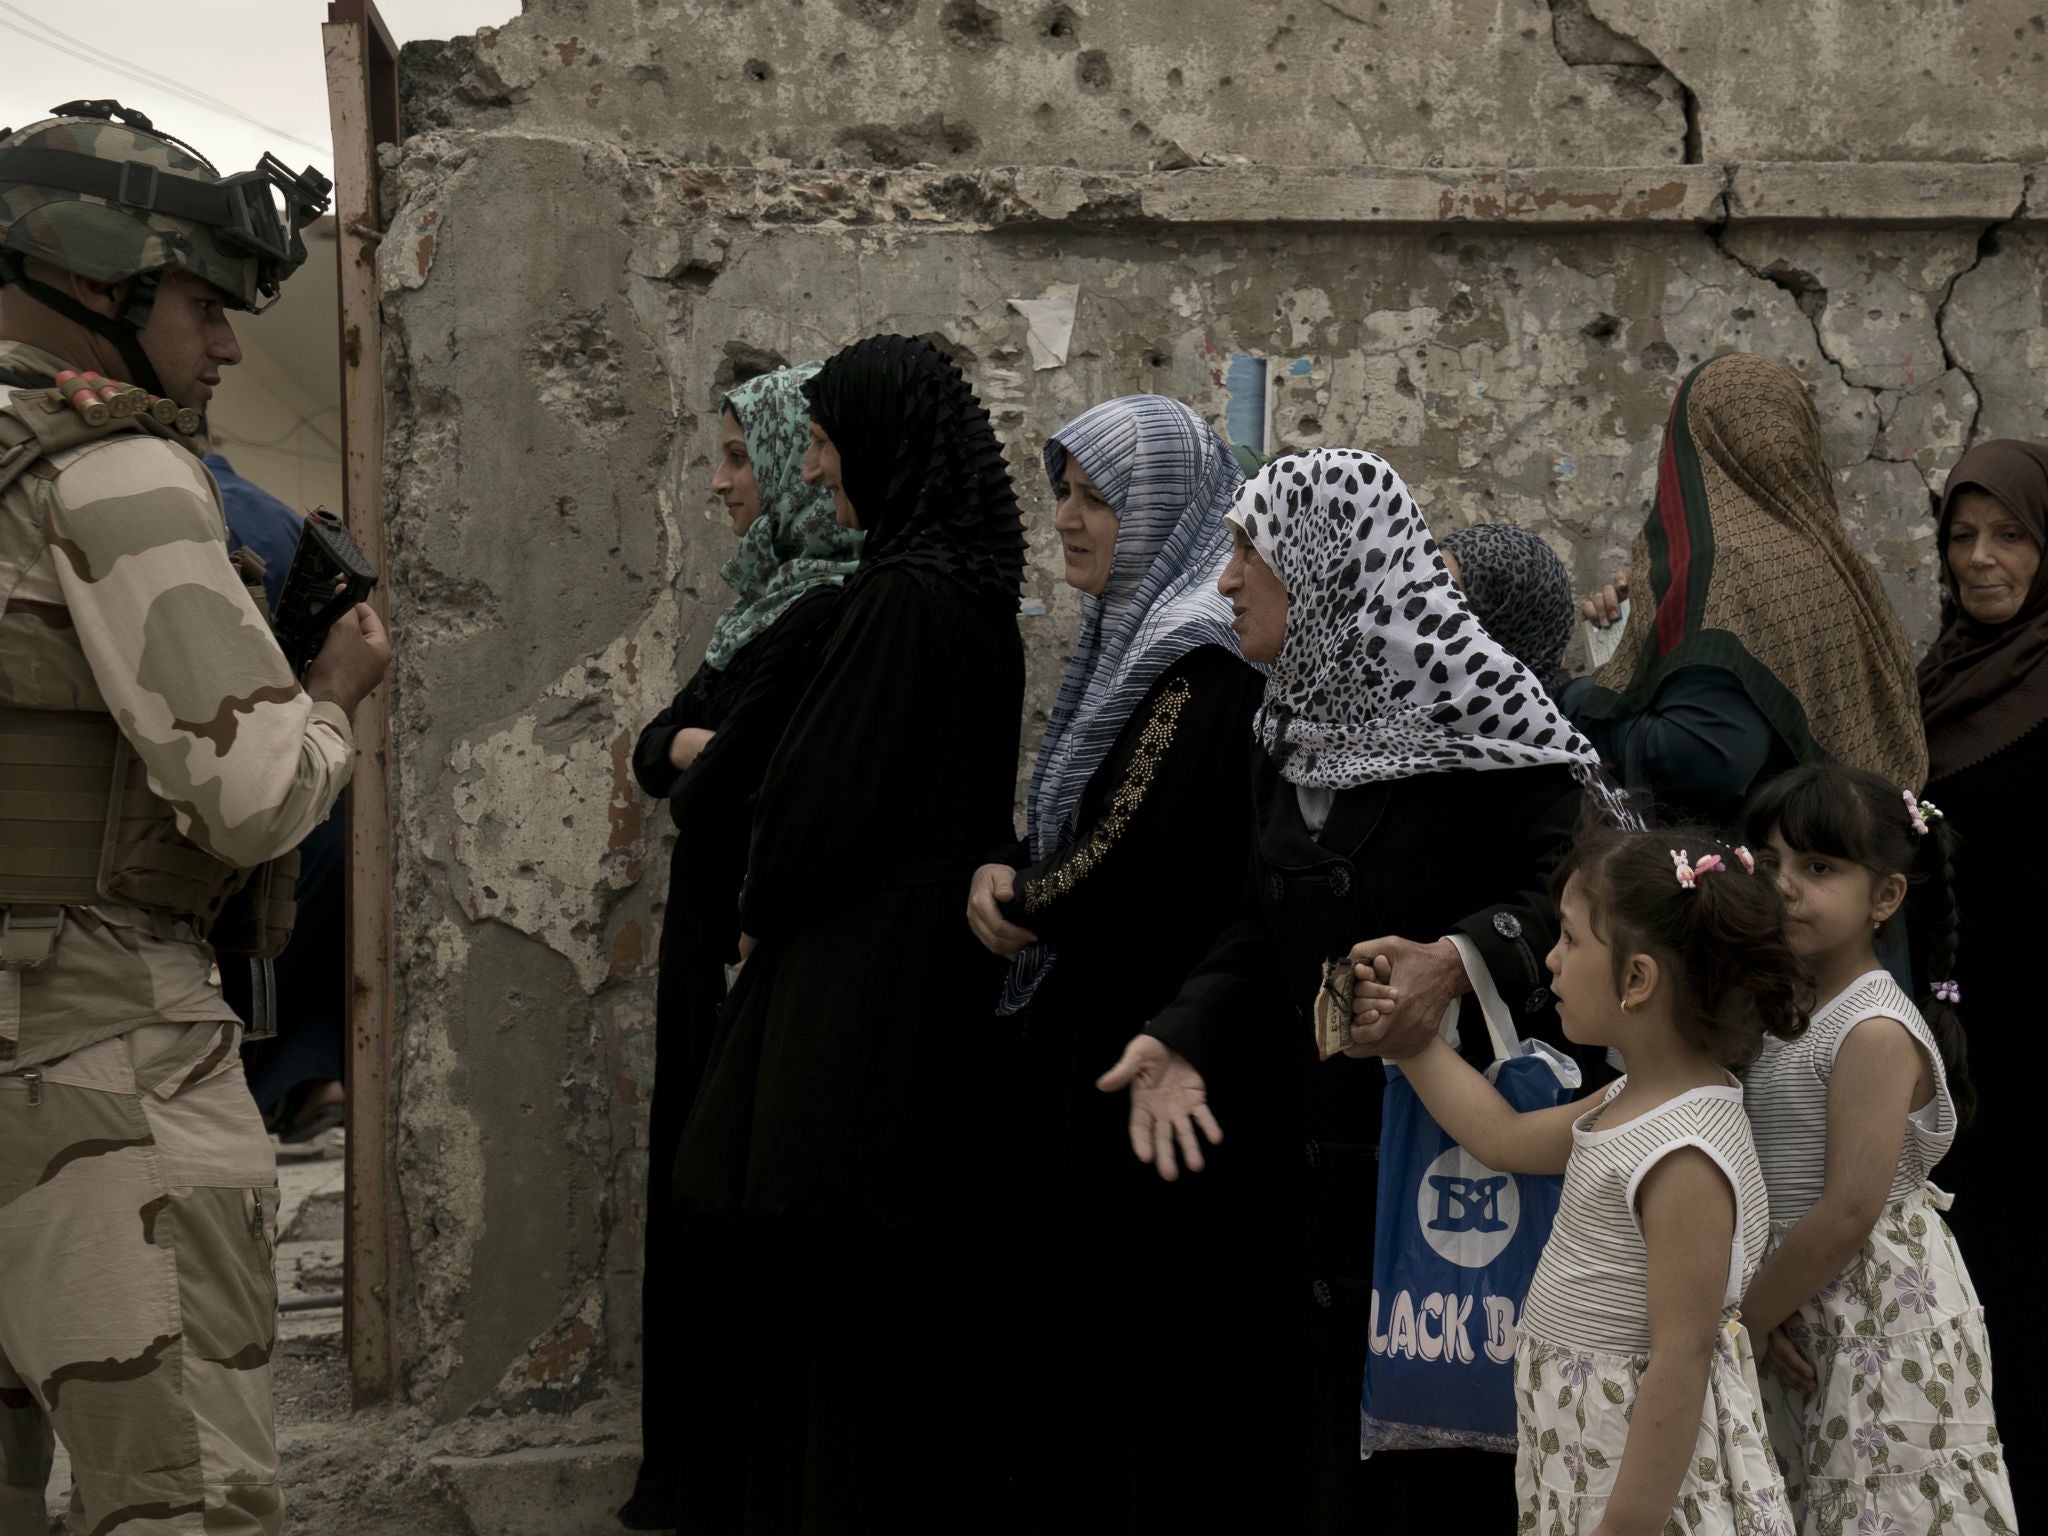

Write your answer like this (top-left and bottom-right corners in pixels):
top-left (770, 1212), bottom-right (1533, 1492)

top-left (43, 1135), bottom-right (654, 1536)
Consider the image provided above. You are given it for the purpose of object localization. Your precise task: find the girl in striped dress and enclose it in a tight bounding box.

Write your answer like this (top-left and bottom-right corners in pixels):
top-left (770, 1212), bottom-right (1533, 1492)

top-left (1354, 828), bottom-right (1805, 1535)
top-left (1739, 765), bottom-right (2015, 1534)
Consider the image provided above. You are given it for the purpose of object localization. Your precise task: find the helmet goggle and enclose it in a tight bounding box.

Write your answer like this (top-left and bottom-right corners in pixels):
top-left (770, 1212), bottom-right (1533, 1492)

top-left (211, 154), bottom-right (336, 304)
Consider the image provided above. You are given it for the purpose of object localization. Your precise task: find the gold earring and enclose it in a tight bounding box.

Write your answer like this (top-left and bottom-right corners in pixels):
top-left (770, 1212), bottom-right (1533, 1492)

top-left (1619, 997), bottom-right (1635, 1014)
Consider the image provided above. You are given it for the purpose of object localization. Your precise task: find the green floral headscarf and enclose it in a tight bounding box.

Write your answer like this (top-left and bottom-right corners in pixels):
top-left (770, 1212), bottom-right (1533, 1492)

top-left (703, 363), bottom-right (864, 670)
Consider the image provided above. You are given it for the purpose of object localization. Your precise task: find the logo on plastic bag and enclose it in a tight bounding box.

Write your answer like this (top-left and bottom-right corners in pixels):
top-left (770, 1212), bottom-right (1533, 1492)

top-left (1417, 1146), bottom-right (1520, 1268)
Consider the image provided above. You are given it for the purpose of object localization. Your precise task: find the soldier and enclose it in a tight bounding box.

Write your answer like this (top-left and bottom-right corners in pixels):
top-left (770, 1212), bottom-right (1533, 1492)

top-left (0, 102), bottom-right (387, 1534)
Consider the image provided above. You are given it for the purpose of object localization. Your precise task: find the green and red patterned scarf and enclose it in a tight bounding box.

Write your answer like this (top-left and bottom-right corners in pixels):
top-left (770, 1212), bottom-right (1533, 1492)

top-left (1574, 353), bottom-right (1927, 791)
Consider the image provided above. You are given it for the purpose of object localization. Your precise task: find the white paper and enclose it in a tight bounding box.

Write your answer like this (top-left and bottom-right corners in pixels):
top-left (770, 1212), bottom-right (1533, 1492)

top-left (1007, 283), bottom-right (1080, 370)
top-left (1583, 597), bottom-right (1630, 669)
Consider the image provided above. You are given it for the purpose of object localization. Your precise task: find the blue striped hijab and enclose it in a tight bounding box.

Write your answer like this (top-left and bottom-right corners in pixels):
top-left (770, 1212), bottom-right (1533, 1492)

top-left (1002, 394), bottom-right (1246, 1013)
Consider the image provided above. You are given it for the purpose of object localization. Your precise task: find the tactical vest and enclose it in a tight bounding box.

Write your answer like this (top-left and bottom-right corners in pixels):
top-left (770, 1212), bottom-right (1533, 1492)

top-left (0, 379), bottom-right (298, 969)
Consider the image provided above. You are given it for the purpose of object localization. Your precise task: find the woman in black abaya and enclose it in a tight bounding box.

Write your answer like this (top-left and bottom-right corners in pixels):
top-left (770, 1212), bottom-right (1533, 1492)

top-left (1916, 439), bottom-right (2048, 1524)
top-left (672, 335), bottom-right (1027, 1534)
top-left (965, 394), bottom-right (1273, 1532)
top-left (1102, 449), bottom-right (1630, 1534)
top-left (621, 364), bottom-right (859, 1530)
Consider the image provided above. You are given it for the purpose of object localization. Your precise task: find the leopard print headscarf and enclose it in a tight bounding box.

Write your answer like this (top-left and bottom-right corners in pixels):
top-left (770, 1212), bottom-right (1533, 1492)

top-left (1230, 449), bottom-right (1620, 809)
top-left (1440, 524), bottom-right (1574, 699)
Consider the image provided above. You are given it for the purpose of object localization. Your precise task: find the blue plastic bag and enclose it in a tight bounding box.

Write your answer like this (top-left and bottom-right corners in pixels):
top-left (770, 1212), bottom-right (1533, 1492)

top-left (1359, 999), bottom-right (1579, 1456)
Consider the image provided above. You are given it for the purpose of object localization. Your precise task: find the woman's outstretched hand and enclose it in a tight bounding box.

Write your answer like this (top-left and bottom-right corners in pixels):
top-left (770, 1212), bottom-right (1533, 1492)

top-left (1097, 1034), bottom-right (1222, 1181)
top-left (966, 863), bottom-right (1039, 959)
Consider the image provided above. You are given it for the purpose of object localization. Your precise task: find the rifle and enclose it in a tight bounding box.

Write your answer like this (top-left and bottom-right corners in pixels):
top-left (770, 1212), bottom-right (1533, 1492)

top-left (274, 509), bottom-right (379, 677)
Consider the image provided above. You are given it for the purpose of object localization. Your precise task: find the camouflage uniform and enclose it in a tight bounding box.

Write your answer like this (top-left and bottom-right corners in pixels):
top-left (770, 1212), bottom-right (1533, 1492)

top-left (0, 104), bottom-right (337, 1533)
top-left (0, 326), bottom-right (350, 1532)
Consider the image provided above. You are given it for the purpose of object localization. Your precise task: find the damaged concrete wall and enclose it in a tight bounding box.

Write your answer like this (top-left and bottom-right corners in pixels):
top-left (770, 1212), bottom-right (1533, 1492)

top-left (373, 0), bottom-right (2048, 1429)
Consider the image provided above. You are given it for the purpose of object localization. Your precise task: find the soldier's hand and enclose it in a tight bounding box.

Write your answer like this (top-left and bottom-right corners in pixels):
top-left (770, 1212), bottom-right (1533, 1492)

top-left (306, 603), bottom-right (392, 715)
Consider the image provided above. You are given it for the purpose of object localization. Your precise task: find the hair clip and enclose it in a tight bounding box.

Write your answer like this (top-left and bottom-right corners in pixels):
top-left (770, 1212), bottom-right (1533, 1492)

top-left (1933, 980), bottom-right (1961, 1005)
top-left (1672, 849), bottom-right (1727, 889)
top-left (1733, 846), bottom-right (1756, 875)
top-left (1903, 789), bottom-right (1942, 835)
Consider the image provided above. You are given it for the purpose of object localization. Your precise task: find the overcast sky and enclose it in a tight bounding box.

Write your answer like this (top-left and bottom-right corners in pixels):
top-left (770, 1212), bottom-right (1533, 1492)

top-left (0, 1), bottom-right (515, 180)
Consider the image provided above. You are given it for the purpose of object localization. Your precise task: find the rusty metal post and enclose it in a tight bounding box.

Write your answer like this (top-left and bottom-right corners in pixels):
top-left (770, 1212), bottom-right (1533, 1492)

top-left (323, 0), bottom-right (402, 1408)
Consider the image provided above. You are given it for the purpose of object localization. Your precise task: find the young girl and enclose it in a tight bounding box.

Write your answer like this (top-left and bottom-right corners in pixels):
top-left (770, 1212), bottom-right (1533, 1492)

top-left (1351, 828), bottom-right (1804, 1535)
top-left (1738, 765), bottom-right (2016, 1533)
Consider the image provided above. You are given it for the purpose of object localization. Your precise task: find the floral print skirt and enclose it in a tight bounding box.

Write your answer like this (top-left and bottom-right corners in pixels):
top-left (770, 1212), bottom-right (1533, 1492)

top-left (1763, 1186), bottom-right (2016, 1535)
top-left (1515, 1322), bottom-right (1793, 1536)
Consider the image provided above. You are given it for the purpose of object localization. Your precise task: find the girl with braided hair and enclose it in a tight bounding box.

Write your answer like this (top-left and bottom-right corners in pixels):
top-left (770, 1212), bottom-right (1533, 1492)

top-left (1737, 764), bottom-right (2013, 1534)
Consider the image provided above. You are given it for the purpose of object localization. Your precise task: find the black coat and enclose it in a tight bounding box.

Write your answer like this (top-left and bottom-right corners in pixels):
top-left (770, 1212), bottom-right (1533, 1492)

top-left (633, 588), bottom-right (845, 1127)
top-left (994, 644), bottom-right (1281, 1534)
top-left (1924, 728), bottom-right (2043, 1524)
top-left (624, 586), bottom-right (842, 1519)
top-left (671, 565), bottom-right (1025, 1534)
top-left (1147, 756), bottom-right (1590, 1536)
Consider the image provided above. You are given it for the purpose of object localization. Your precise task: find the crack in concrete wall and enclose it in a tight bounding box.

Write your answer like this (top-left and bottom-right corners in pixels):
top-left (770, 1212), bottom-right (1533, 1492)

top-left (1547, 0), bottom-right (1698, 164)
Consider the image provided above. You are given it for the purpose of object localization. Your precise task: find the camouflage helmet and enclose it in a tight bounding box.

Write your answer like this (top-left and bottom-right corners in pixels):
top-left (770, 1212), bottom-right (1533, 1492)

top-left (0, 100), bottom-right (330, 312)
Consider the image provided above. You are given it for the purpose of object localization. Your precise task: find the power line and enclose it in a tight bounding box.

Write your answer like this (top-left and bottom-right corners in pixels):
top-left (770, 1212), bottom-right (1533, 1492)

top-left (0, 6), bottom-right (329, 160)
top-left (0, 3), bottom-right (329, 155)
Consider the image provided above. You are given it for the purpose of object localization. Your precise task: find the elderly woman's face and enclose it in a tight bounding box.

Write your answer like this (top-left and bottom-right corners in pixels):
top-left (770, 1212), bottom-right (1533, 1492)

top-left (1051, 455), bottom-right (1118, 597)
top-left (1218, 524), bottom-right (1288, 664)
top-left (803, 420), bottom-right (857, 528)
top-left (1946, 489), bottom-right (2041, 626)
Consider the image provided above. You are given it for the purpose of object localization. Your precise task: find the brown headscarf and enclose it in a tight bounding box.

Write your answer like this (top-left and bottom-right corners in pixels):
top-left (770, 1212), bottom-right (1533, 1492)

top-left (1917, 440), bottom-right (2048, 782)
top-left (1575, 354), bottom-right (1928, 791)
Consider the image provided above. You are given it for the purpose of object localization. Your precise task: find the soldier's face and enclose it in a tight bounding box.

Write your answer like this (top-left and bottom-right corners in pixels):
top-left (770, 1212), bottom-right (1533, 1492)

top-left (712, 409), bottom-right (762, 534)
top-left (137, 273), bottom-right (243, 411)
top-left (803, 420), bottom-right (857, 529)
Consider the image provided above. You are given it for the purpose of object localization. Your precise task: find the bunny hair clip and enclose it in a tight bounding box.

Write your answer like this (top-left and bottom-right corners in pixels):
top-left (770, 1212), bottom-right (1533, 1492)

top-left (1671, 849), bottom-right (1727, 889)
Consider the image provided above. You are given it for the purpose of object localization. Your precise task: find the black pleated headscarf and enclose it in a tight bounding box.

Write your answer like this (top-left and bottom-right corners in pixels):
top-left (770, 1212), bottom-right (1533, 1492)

top-left (802, 334), bottom-right (1026, 611)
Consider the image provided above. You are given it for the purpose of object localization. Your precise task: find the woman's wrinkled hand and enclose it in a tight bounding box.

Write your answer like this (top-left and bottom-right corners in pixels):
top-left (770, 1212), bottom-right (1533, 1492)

top-left (1758, 1325), bottom-right (1817, 1396)
top-left (1096, 1034), bottom-right (1222, 1182)
top-left (1342, 936), bottom-right (1466, 1060)
top-left (966, 862), bottom-right (1039, 959)
top-left (1578, 570), bottom-right (1630, 629)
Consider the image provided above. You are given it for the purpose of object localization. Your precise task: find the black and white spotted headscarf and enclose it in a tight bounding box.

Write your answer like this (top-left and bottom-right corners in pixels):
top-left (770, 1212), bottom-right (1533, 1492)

top-left (1230, 449), bottom-right (1623, 811)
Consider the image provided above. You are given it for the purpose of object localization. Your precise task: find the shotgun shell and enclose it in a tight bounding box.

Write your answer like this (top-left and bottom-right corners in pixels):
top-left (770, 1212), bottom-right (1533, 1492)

top-left (146, 396), bottom-right (180, 425)
top-left (173, 408), bottom-right (202, 435)
top-left (67, 390), bottom-right (108, 426)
